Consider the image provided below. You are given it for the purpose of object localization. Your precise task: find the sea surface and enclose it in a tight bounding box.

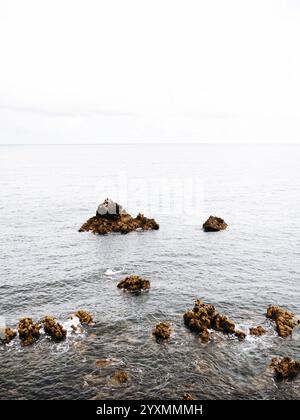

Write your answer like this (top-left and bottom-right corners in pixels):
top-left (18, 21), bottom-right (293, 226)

top-left (0, 143), bottom-right (299, 400)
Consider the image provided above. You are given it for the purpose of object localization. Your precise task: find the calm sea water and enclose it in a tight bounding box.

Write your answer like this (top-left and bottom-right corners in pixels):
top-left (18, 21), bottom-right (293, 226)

top-left (0, 144), bottom-right (299, 400)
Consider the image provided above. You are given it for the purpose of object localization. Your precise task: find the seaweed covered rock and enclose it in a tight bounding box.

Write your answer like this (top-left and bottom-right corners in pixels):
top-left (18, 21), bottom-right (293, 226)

top-left (111, 370), bottom-right (128, 384)
top-left (42, 316), bottom-right (67, 341)
top-left (117, 275), bottom-right (150, 293)
top-left (184, 299), bottom-right (241, 341)
top-left (0, 327), bottom-right (17, 345)
top-left (79, 199), bottom-right (159, 235)
top-left (235, 330), bottom-right (246, 340)
top-left (266, 306), bottom-right (300, 337)
top-left (153, 322), bottom-right (172, 340)
top-left (202, 216), bottom-right (227, 232)
top-left (249, 326), bottom-right (266, 336)
top-left (270, 357), bottom-right (300, 380)
top-left (18, 318), bottom-right (41, 346)
top-left (75, 310), bottom-right (93, 325)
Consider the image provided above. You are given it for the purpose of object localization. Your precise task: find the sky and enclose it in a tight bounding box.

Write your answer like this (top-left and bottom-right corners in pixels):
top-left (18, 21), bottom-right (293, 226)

top-left (0, 0), bottom-right (300, 144)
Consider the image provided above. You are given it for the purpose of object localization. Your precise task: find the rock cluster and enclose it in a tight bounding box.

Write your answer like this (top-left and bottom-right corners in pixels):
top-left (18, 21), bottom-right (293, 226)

top-left (152, 322), bottom-right (172, 340)
top-left (75, 310), bottom-right (93, 325)
top-left (117, 275), bottom-right (150, 293)
top-left (266, 306), bottom-right (300, 337)
top-left (270, 357), bottom-right (300, 380)
top-left (42, 316), bottom-right (67, 341)
top-left (79, 199), bottom-right (159, 235)
top-left (184, 299), bottom-right (245, 342)
top-left (202, 216), bottom-right (227, 232)
top-left (18, 318), bottom-right (41, 346)
top-left (0, 327), bottom-right (17, 344)
top-left (249, 326), bottom-right (266, 336)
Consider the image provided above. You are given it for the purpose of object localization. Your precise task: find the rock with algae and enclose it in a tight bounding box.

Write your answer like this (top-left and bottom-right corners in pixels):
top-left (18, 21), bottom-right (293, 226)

top-left (79, 199), bottom-right (159, 235)
top-left (184, 299), bottom-right (244, 342)
top-left (75, 310), bottom-right (93, 325)
top-left (18, 318), bottom-right (41, 346)
top-left (249, 326), bottom-right (266, 336)
top-left (117, 275), bottom-right (150, 293)
top-left (270, 356), bottom-right (300, 380)
top-left (152, 322), bottom-right (172, 340)
top-left (202, 216), bottom-right (227, 232)
top-left (42, 316), bottom-right (67, 341)
top-left (266, 305), bottom-right (300, 337)
top-left (0, 327), bottom-right (17, 345)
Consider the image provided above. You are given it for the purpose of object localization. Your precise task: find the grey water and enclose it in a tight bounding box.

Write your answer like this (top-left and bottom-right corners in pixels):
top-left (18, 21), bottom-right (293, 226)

top-left (0, 143), bottom-right (299, 400)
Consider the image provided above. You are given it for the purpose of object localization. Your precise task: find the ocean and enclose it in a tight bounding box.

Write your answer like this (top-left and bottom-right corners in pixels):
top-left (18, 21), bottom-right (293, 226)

top-left (0, 143), bottom-right (299, 400)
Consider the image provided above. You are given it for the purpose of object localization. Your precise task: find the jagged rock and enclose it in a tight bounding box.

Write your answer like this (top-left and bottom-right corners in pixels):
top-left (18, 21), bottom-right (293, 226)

top-left (117, 275), bottom-right (150, 293)
top-left (0, 327), bottom-right (17, 345)
top-left (18, 318), bottom-right (41, 346)
top-left (153, 322), bottom-right (172, 339)
top-left (79, 200), bottom-right (159, 235)
top-left (182, 393), bottom-right (194, 400)
top-left (270, 357), bottom-right (300, 380)
top-left (203, 216), bottom-right (227, 232)
top-left (266, 306), bottom-right (300, 337)
top-left (249, 326), bottom-right (266, 336)
top-left (235, 330), bottom-right (246, 340)
top-left (42, 316), bottom-right (67, 341)
top-left (184, 299), bottom-right (240, 341)
top-left (111, 370), bottom-right (128, 384)
top-left (75, 310), bottom-right (93, 325)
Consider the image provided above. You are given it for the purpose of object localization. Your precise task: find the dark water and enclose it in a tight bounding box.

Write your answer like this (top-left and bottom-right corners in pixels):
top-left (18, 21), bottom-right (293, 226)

top-left (0, 144), bottom-right (299, 400)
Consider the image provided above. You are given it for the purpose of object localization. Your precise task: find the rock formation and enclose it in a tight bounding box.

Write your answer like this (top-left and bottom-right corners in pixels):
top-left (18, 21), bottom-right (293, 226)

top-left (42, 316), bottom-right (67, 341)
top-left (270, 357), bottom-right (300, 380)
top-left (18, 318), bottom-right (41, 346)
top-left (75, 310), bottom-right (93, 325)
top-left (202, 216), bottom-right (227, 232)
top-left (111, 370), bottom-right (128, 384)
top-left (117, 275), bottom-right (150, 293)
top-left (184, 299), bottom-right (245, 342)
top-left (152, 322), bottom-right (172, 339)
top-left (0, 327), bottom-right (17, 345)
top-left (182, 393), bottom-right (194, 400)
top-left (79, 199), bottom-right (159, 235)
top-left (234, 330), bottom-right (246, 341)
top-left (249, 326), bottom-right (266, 336)
top-left (266, 305), bottom-right (300, 337)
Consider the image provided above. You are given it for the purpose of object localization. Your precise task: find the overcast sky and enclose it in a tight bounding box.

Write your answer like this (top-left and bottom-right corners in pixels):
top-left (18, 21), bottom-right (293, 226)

top-left (0, 0), bottom-right (299, 144)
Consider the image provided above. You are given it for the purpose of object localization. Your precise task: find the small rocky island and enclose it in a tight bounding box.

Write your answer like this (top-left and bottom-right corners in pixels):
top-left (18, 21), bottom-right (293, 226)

top-left (203, 216), bottom-right (228, 232)
top-left (79, 198), bottom-right (159, 235)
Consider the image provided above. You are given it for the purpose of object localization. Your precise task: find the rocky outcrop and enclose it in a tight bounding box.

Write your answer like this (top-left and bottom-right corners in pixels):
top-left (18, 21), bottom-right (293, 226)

top-left (79, 199), bottom-right (159, 235)
top-left (152, 322), bottom-right (172, 339)
top-left (182, 393), bottom-right (194, 400)
top-left (42, 316), bottom-right (67, 341)
top-left (75, 310), bottom-right (93, 325)
top-left (0, 327), bottom-right (17, 345)
top-left (249, 326), bottom-right (266, 336)
top-left (270, 357), bottom-right (300, 380)
top-left (111, 370), bottom-right (128, 384)
top-left (266, 306), bottom-right (300, 337)
top-left (202, 216), bottom-right (227, 232)
top-left (18, 318), bottom-right (41, 346)
top-left (184, 299), bottom-right (244, 342)
top-left (117, 275), bottom-right (150, 293)
top-left (235, 330), bottom-right (246, 340)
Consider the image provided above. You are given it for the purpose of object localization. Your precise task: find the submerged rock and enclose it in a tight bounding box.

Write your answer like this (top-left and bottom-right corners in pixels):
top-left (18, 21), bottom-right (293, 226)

top-left (270, 357), bottom-right (300, 380)
top-left (0, 327), bottom-right (17, 345)
top-left (117, 275), bottom-right (150, 293)
top-left (111, 370), bottom-right (128, 384)
top-left (249, 326), bottom-right (266, 336)
top-left (152, 322), bottom-right (172, 340)
top-left (202, 216), bottom-right (227, 232)
top-left (42, 316), bottom-right (67, 341)
top-left (235, 330), bottom-right (247, 341)
top-left (266, 306), bottom-right (300, 337)
top-left (184, 299), bottom-right (242, 341)
top-left (75, 310), bottom-right (93, 325)
top-left (182, 393), bottom-right (194, 400)
top-left (79, 199), bottom-right (159, 235)
top-left (18, 318), bottom-right (41, 346)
